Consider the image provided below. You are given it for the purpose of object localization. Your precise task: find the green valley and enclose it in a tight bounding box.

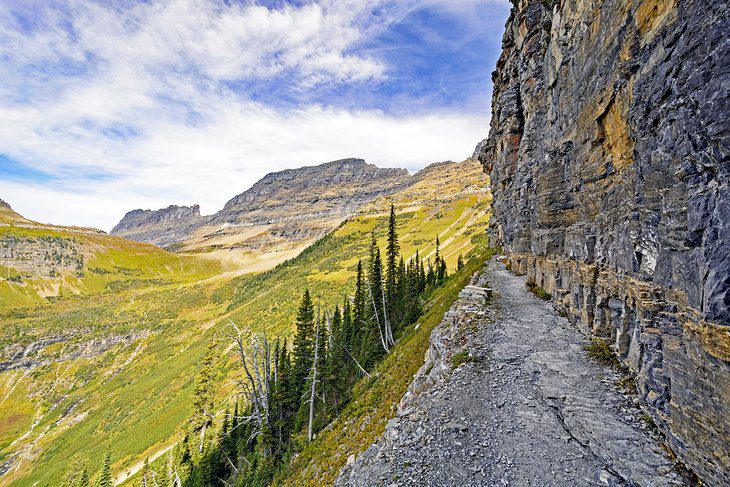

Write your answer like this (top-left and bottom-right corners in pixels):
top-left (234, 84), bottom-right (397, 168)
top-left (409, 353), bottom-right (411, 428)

top-left (0, 159), bottom-right (490, 486)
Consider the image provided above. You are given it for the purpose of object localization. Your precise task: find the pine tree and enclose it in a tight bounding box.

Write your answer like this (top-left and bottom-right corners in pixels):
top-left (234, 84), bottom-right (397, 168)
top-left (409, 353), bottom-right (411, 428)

top-left (191, 341), bottom-right (216, 453)
top-left (352, 260), bottom-right (366, 358)
top-left (363, 238), bottom-right (387, 366)
top-left (96, 448), bottom-right (112, 487)
top-left (385, 204), bottom-right (400, 324)
top-left (291, 289), bottom-right (315, 430)
top-left (141, 457), bottom-right (150, 487)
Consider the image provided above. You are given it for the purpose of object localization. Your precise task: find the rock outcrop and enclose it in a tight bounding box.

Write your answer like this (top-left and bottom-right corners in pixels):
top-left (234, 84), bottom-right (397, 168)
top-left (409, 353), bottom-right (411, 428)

top-left (477, 0), bottom-right (729, 483)
top-left (111, 205), bottom-right (203, 248)
top-left (111, 159), bottom-right (410, 250)
top-left (212, 158), bottom-right (410, 225)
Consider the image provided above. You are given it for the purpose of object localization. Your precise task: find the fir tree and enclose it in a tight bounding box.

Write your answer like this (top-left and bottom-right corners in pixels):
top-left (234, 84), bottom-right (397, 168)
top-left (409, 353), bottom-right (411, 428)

top-left (352, 260), bottom-right (367, 358)
top-left (291, 290), bottom-right (315, 429)
top-left (96, 448), bottom-right (112, 487)
top-left (385, 204), bottom-right (400, 323)
top-left (191, 341), bottom-right (216, 453)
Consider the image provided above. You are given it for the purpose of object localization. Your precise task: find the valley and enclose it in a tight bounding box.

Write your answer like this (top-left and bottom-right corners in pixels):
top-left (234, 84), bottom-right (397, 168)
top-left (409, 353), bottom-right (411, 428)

top-left (0, 158), bottom-right (490, 486)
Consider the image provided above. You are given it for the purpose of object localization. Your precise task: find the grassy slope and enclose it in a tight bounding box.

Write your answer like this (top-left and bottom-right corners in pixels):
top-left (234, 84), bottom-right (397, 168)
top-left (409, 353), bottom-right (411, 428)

top-left (0, 160), bottom-right (489, 486)
top-left (274, 243), bottom-right (497, 486)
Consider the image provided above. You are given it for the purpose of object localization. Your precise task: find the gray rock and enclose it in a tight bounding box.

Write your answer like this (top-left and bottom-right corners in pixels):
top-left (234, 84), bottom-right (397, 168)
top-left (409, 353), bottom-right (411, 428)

top-left (479, 1), bottom-right (730, 484)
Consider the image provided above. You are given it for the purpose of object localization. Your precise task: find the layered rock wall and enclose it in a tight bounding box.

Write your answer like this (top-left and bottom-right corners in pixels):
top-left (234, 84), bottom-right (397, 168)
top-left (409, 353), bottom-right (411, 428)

top-left (478, 0), bottom-right (729, 483)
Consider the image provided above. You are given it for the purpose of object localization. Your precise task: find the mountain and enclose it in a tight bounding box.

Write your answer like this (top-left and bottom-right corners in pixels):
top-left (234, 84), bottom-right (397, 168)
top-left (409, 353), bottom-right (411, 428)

top-left (111, 159), bottom-right (411, 267)
top-left (0, 199), bottom-right (30, 225)
top-left (0, 158), bottom-right (489, 486)
top-left (476, 0), bottom-right (728, 483)
top-left (111, 205), bottom-right (203, 248)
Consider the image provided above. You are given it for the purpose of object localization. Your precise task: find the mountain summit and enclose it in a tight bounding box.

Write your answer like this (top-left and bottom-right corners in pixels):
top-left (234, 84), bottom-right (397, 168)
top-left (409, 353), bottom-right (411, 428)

top-left (111, 158), bottom-right (411, 266)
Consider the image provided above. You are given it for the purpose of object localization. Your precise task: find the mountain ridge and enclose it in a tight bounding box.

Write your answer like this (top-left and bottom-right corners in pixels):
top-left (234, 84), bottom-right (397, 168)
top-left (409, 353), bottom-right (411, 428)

top-left (111, 158), bottom-right (411, 251)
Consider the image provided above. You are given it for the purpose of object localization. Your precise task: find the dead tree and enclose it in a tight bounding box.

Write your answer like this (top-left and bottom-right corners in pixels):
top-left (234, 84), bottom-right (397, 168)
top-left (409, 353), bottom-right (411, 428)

top-left (368, 283), bottom-right (390, 353)
top-left (381, 282), bottom-right (394, 347)
top-left (307, 302), bottom-right (321, 442)
top-left (229, 319), bottom-right (273, 442)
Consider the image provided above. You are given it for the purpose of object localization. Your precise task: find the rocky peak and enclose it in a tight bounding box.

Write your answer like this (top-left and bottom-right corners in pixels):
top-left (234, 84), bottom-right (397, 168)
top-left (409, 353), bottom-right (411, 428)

top-left (110, 158), bottom-right (411, 248)
top-left (112, 205), bottom-right (201, 232)
top-left (211, 158), bottom-right (410, 225)
top-left (111, 205), bottom-right (203, 247)
top-left (0, 198), bottom-right (11, 210)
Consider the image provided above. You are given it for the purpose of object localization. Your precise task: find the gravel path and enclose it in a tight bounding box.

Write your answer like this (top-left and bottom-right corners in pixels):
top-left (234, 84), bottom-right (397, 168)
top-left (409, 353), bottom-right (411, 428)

top-left (337, 259), bottom-right (685, 486)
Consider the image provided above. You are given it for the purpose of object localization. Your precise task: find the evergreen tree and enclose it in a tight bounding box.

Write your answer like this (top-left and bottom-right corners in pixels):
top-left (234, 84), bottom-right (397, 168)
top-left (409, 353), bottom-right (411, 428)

top-left (323, 305), bottom-right (347, 415)
top-left (385, 204), bottom-right (400, 324)
top-left (291, 290), bottom-right (315, 429)
top-left (291, 289), bottom-right (314, 400)
top-left (363, 238), bottom-right (387, 366)
top-left (457, 254), bottom-right (464, 271)
top-left (96, 448), bottom-right (112, 487)
top-left (78, 467), bottom-right (90, 487)
top-left (141, 457), bottom-right (150, 487)
top-left (352, 260), bottom-right (367, 359)
top-left (191, 342), bottom-right (216, 453)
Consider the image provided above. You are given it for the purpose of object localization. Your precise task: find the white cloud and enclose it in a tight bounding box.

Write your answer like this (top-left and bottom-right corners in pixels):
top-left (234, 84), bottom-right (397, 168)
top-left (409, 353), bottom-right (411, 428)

top-left (0, 0), bottom-right (492, 231)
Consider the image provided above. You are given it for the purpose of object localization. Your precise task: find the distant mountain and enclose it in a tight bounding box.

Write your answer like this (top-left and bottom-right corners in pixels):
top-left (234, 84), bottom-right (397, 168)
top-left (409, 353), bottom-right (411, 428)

top-left (111, 205), bottom-right (203, 248)
top-left (111, 158), bottom-right (411, 265)
top-left (0, 198), bottom-right (31, 224)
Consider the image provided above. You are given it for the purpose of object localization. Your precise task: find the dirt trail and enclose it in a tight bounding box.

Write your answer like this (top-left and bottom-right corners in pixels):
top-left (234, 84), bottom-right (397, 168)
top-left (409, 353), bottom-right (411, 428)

top-left (338, 259), bottom-right (685, 486)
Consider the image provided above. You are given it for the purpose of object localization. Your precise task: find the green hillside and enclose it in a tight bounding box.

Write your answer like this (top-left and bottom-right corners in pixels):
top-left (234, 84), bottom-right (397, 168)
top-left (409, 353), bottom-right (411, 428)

top-left (0, 160), bottom-right (490, 486)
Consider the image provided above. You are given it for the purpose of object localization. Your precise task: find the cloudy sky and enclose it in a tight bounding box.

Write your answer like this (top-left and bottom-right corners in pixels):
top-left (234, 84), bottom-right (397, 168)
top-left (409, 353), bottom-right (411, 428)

top-left (0, 0), bottom-right (510, 230)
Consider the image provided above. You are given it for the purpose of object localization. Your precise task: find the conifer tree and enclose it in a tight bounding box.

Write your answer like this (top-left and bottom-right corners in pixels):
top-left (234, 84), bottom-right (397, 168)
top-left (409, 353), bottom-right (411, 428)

top-left (96, 448), bottom-right (112, 487)
top-left (291, 290), bottom-right (315, 429)
top-left (385, 204), bottom-right (400, 322)
top-left (191, 342), bottom-right (216, 452)
top-left (352, 260), bottom-right (366, 358)
top-left (457, 254), bottom-right (464, 271)
top-left (141, 457), bottom-right (150, 487)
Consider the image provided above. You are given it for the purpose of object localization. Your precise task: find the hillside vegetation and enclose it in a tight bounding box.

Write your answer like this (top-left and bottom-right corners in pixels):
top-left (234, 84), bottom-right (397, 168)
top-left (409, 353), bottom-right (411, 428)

top-left (0, 159), bottom-right (489, 486)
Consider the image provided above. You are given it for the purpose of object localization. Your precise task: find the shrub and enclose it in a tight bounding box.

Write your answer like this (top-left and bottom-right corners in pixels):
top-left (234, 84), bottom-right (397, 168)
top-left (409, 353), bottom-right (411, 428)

top-left (526, 280), bottom-right (551, 300)
top-left (584, 339), bottom-right (620, 367)
top-left (451, 350), bottom-right (472, 368)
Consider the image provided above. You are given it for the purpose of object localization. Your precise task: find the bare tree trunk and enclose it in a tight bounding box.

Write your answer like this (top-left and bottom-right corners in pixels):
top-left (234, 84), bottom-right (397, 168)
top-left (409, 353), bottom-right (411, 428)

top-left (368, 284), bottom-right (389, 352)
top-left (339, 341), bottom-right (371, 378)
top-left (308, 303), bottom-right (321, 442)
top-left (199, 422), bottom-right (206, 452)
top-left (228, 319), bottom-right (274, 442)
top-left (381, 282), bottom-right (394, 347)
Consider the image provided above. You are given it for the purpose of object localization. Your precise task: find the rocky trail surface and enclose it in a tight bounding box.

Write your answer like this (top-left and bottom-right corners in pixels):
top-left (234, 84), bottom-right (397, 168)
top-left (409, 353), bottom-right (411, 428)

top-left (337, 259), bottom-right (687, 486)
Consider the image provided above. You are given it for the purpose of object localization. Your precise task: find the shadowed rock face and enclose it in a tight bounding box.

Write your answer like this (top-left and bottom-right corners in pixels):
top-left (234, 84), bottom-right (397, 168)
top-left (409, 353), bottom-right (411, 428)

top-left (110, 158), bottom-right (410, 248)
top-left (477, 0), bottom-right (729, 483)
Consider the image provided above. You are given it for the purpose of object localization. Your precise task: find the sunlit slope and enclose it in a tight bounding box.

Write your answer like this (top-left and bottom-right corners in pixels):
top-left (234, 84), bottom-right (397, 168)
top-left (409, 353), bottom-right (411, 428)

top-left (0, 206), bottom-right (220, 309)
top-left (0, 159), bottom-right (490, 486)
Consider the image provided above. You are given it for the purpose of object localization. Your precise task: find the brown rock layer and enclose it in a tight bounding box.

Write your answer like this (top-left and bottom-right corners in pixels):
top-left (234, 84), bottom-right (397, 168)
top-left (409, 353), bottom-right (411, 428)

top-left (478, 0), bottom-right (729, 484)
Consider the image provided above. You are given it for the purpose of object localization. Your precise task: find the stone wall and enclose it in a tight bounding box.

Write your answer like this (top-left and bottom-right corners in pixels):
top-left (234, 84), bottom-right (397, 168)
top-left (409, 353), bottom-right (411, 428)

top-left (477, 0), bottom-right (729, 483)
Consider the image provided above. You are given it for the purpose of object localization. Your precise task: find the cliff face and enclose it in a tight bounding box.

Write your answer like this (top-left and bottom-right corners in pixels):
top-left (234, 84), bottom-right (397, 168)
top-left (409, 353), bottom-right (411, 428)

top-left (478, 0), bottom-right (729, 483)
top-left (112, 159), bottom-right (410, 254)
top-left (212, 158), bottom-right (410, 225)
top-left (111, 205), bottom-right (203, 248)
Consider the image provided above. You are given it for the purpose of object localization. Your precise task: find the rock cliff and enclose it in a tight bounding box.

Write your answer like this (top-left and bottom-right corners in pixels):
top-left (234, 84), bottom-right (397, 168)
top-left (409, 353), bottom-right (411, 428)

top-left (111, 205), bottom-right (203, 247)
top-left (111, 158), bottom-right (410, 252)
top-left (212, 158), bottom-right (410, 225)
top-left (477, 0), bottom-right (729, 483)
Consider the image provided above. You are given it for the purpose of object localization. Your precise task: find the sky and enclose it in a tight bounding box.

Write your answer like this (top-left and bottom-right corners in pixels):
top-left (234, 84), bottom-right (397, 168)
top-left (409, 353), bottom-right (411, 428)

top-left (0, 0), bottom-right (510, 231)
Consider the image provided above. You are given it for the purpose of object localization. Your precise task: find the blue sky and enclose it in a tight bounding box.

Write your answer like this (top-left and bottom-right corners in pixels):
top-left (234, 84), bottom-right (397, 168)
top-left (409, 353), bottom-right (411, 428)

top-left (0, 0), bottom-right (509, 230)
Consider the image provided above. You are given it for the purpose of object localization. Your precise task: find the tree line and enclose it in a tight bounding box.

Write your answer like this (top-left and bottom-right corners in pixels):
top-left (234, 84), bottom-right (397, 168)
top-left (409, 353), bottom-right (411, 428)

top-left (66, 206), bottom-right (458, 487)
